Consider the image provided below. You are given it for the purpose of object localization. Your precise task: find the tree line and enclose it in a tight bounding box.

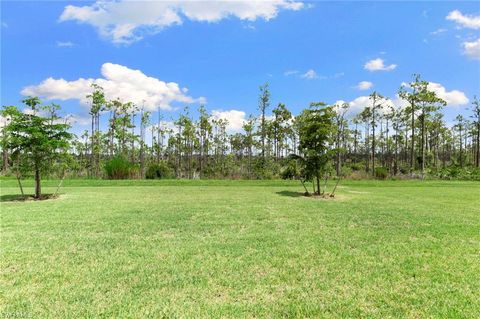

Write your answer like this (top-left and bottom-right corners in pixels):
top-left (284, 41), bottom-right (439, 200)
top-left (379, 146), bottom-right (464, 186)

top-left (1, 74), bottom-right (480, 197)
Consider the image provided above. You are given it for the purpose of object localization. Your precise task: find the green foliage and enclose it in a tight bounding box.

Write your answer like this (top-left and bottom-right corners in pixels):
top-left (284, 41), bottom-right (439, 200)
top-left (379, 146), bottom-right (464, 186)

top-left (104, 156), bottom-right (133, 179)
top-left (296, 103), bottom-right (336, 194)
top-left (145, 161), bottom-right (174, 179)
top-left (349, 162), bottom-right (364, 171)
top-left (280, 159), bottom-right (300, 180)
top-left (374, 167), bottom-right (388, 180)
top-left (1, 100), bottom-right (72, 198)
top-left (431, 166), bottom-right (480, 181)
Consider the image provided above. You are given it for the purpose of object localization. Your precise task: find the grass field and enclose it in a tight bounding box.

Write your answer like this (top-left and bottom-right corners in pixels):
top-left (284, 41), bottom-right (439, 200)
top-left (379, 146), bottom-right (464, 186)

top-left (1, 179), bottom-right (479, 318)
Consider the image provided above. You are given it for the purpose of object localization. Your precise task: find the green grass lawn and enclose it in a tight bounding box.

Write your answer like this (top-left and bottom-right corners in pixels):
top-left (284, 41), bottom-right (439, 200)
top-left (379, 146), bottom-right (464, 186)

top-left (1, 179), bottom-right (479, 318)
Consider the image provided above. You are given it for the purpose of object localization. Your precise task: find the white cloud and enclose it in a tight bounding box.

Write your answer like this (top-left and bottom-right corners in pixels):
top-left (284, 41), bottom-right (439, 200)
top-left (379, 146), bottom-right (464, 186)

top-left (427, 82), bottom-right (469, 106)
top-left (364, 58), bottom-right (397, 71)
top-left (400, 81), bottom-right (469, 107)
top-left (462, 38), bottom-right (480, 60)
top-left (355, 81), bottom-right (373, 90)
top-left (148, 120), bottom-right (179, 134)
top-left (0, 115), bottom-right (10, 128)
top-left (347, 96), bottom-right (374, 115)
top-left (430, 28), bottom-right (447, 35)
top-left (21, 62), bottom-right (205, 111)
top-left (60, 0), bottom-right (304, 44)
top-left (335, 94), bottom-right (408, 118)
top-left (332, 72), bottom-right (344, 79)
top-left (301, 69), bottom-right (318, 79)
top-left (56, 41), bottom-right (75, 47)
top-left (446, 10), bottom-right (480, 29)
top-left (211, 109), bottom-right (247, 132)
top-left (284, 70), bottom-right (299, 76)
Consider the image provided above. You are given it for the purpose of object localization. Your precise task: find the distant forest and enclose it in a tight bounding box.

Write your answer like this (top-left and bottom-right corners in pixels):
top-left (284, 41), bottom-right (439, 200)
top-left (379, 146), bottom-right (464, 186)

top-left (2, 75), bottom-right (480, 184)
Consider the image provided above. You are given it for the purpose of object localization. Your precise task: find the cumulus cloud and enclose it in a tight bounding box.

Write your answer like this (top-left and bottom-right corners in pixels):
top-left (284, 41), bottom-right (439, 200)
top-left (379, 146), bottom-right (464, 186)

top-left (400, 81), bottom-right (469, 107)
top-left (59, 0), bottom-right (304, 44)
top-left (301, 69), bottom-right (318, 79)
top-left (335, 94), bottom-right (411, 118)
top-left (355, 81), bottom-right (373, 90)
top-left (427, 82), bottom-right (469, 106)
top-left (211, 109), bottom-right (247, 132)
top-left (63, 114), bottom-right (91, 126)
top-left (462, 38), bottom-right (480, 60)
top-left (21, 62), bottom-right (205, 111)
top-left (364, 58), bottom-right (397, 71)
top-left (446, 10), bottom-right (480, 29)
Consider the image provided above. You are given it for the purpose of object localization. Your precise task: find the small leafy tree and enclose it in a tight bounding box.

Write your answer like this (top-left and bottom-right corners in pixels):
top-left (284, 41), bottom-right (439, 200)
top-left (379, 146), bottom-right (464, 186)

top-left (294, 102), bottom-right (336, 195)
top-left (1, 98), bottom-right (72, 199)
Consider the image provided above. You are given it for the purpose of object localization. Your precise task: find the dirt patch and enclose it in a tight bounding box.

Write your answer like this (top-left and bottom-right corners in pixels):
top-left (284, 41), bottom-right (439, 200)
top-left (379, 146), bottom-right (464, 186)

top-left (276, 191), bottom-right (345, 200)
top-left (0, 193), bottom-right (60, 202)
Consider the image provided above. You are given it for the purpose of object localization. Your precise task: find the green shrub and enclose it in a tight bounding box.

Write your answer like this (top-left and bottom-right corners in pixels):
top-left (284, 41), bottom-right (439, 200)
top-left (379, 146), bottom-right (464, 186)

top-left (432, 165), bottom-right (480, 181)
top-left (340, 166), bottom-right (352, 177)
top-left (104, 156), bottom-right (132, 179)
top-left (280, 160), bottom-right (299, 180)
top-left (349, 162), bottom-right (364, 171)
top-left (348, 170), bottom-right (371, 180)
top-left (145, 161), bottom-right (173, 179)
top-left (374, 167), bottom-right (388, 180)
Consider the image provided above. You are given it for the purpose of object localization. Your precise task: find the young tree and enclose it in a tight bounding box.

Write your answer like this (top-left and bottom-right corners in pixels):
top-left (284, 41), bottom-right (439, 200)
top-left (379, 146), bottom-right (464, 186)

top-left (399, 75), bottom-right (422, 174)
top-left (471, 96), bottom-right (480, 168)
top-left (454, 115), bottom-right (467, 168)
top-left (417, 87), bottom-right (446, 177)
top-left (295, 102), bottom-right (336, 195)
top-left (271, 103), bottom-right (292, 160)
top-left (2, 99), bottom-right (72, 199)
top-left (87, 84), bottom-right (105, 176)
top-left (139, 106), bottom-right (150, 177)
top-left (242, 116), bottom-right (256, 178)
top-left (258, 83), bottom-right (270, 160)
top-left (369, 91), bottom-right (384, 176)
top-left (197, 105), bottom-right (211, 177)
top-left (332, 102), bottom-right (349, 176)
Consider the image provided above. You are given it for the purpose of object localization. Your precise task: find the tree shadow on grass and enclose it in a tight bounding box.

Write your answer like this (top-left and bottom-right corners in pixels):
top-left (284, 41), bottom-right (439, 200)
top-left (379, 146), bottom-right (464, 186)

top-left (276, 190), bottom-right (305, 198)
top-left (0, 194), bottom-right (58, 202)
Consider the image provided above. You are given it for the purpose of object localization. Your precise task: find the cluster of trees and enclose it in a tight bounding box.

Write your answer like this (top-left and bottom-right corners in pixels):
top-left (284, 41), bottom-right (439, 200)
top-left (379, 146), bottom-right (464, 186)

top-left (1, 75), bottom-right (480, 197)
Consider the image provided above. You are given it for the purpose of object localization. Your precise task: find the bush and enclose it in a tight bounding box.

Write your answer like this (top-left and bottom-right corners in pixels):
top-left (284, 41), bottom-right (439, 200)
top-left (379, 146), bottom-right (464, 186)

top-left (340, 166), bottom-right (352, 177)
top-left (280, 159), bottom-right (299, 179)
top-left (104, 156), bottom-right (132, 179)
top-left (145, 161), bottom-right (173, 179)
top-left (374, 167), bottom-right (388, 180)
top-left (348, 170), bottom-right (371, 180)
top-left (349, 162), bottom-right (364, 171)
top-left (431, 165), bottom-right (480, 181)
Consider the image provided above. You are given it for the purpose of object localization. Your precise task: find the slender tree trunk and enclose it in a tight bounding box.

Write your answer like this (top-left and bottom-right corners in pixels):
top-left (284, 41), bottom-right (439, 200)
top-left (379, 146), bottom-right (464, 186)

top-left (372, 113), bottom-right (376, 176)
top-left (394, 127), bottom-right (398, 175)
top-left (34, 166), bottom-right (41, 199)
top-left (16, 171), bottom-right (24, 197)
top-left (91, 115), bottom-right (95, 176)
top-left (2, 148), bottom-right (8, 172)
top-left (410, 107), bottom-right (415, 174)
top-left (421, 111), bottom-right (425, 179)
top-left (476, 125), bottom-right (480, 167)
top-left (459, 128), bottom-right (463, 168)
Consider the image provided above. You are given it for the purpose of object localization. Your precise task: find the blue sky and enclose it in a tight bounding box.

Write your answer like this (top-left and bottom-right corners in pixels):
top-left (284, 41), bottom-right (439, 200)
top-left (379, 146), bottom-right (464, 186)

top-left (1, 1), bottom-right (479, 134)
